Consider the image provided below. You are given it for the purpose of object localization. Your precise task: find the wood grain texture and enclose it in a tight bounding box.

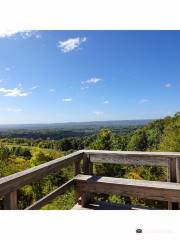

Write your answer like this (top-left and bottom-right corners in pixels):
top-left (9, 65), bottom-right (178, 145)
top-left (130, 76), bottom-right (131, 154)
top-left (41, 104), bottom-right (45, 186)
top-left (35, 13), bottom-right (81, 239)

top-left (26, 179), bottom-right (74, 210)
top-left (81, 154), bottom-right (92, 207)
top-left (176, 158), bottom-right (180, 209)
top-left (74, 174), bottom-right (180, 203)
top-left (0, 151), bottom-right (83, 197)
top-left (168, 158), bottom-right (179, 209)
top-left (83, 150), bottom-right (178, 166)
top-left (83, 150), bottom-right (180, 158)
top-left (74, 159), bottom-right (81, 203)
top-left (4, 191), bottom-right (17, 210)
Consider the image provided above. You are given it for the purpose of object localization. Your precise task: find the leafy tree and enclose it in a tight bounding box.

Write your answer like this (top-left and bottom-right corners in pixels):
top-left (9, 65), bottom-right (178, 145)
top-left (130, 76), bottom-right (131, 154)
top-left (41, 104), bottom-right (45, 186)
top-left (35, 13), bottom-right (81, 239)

top-left (160, 113), bottom-right (180, 151)
top-left (30, 148), bottom-right (51, 166)
top-left (90, 129), bottom-right (113, 150)
top-left (127, 129), bottom-right (147, 151)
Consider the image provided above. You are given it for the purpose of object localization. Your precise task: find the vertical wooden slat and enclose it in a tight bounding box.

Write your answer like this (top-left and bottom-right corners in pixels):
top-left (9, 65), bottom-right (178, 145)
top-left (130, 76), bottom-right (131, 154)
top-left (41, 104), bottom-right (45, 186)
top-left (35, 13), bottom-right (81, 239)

top-left (75, 159), bottom-right (81, 176)
top-left (176, 158), bottom-right (180, 209)
top-left (74, 159), bottom-right (81, 203)
top-left (81, 154), bottom-right (92, 207)
top-left (168, 159), bottom-right (179, 210)
top-left (4, 191), bottom-right (17, 210)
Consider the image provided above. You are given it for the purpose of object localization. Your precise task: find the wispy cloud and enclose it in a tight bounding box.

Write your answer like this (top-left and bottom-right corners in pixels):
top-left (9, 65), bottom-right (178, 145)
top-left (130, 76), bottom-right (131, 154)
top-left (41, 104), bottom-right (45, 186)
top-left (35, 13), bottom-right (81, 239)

top-left (7, 108), bottom-right (23, 112)
top-left (0, 107), bottom-right (23, 112)
top-left (139, 99), bottom-right (150, 103)
top-left (5, 66), bottom-right (15, 72)
top-left (94, 111), bottom-right (104, 116)
top-left (81, 78), bottom-right (102, 85)
top-left (30, 85), bottom-right (39, 90)
top-left (103, 100), bottom-right (109, 104)
top-left (165, 83), bottom-right (172, 88)
top-left (80, 86), bottom-right (89, 90)
top-left (49, 88), bottom-right (55, 92)
top-left (0, 79), bottom-right (3, 83)
top-left (58, 37), bottom-right (87, 53)
top-left (5, 67), bottom-right (10, 71)
top-left (62, 98), bottom-right (72, 102)
top-left (0, 30), bottom-right (41, 39)
top-left (0, 87), bottom-right (30, 97)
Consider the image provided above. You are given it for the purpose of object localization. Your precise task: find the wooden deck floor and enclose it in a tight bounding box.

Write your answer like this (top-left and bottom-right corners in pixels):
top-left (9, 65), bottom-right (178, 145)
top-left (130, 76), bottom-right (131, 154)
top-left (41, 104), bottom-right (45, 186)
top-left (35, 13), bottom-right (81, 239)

top-left (72, 201), bottom-right (152, 210)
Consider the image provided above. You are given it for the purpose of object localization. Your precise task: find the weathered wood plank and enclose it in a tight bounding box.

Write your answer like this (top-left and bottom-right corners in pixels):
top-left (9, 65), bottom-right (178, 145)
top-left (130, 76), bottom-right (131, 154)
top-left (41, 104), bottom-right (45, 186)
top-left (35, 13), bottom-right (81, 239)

top-left (75, 159), bottom-right (81, 176)
top-left (0, 151), bottom-right (83, 197)
top-left (84, 150), bottom-right (180, 158)
top-left (74, 175), bottom-right (180, 203)
top-left (83, 150), bottom-right (173, 166)
top-left (4, 191), bottom-right (17, 210)
top-left (81, 154), bottom-right (92, 207)
top-left (74, 159), bottom-right (81, 203)
top-left (168, 158), bottom-right (179, 209)
top-left (26, 179), bottom-right (74, 210)
top-left (176, 158), bottom-right (180, 209)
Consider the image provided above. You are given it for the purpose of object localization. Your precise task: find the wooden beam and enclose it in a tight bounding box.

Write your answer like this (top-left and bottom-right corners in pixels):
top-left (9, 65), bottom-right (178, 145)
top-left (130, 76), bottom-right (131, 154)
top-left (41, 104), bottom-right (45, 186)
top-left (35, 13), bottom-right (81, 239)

top-left (74, 175), bottom-right (180, 203)
top-left (83, 150), bottom-right (174, 166)
top-left (81, 154), bottom-right (92, 207)
top-left (74, 159), bottom-right (81, 203)
top-left (176, 158), bottom-right (180, 209)
top-left (26, 179), bottom-right (74, 210)
top-left (75, 159), bottom-right (81, 176)
top-left (0, 151), bottom-right (83, 197)
top-left (168, 159), bottom-right (179, 209)
top-left (4, 191), bottom-right (17, 210)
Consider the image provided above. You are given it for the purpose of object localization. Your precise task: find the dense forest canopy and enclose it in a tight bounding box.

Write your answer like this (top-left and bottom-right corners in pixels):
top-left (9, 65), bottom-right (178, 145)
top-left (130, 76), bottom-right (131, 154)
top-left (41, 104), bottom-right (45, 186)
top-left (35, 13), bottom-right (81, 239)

top-left (0, 112), bottom-right (179, 209)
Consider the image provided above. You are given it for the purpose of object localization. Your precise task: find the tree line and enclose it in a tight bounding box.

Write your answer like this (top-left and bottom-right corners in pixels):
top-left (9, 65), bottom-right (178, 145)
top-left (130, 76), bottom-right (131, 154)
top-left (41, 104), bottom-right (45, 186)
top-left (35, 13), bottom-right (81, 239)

top-left (0, 112), bottom-right (179, 209)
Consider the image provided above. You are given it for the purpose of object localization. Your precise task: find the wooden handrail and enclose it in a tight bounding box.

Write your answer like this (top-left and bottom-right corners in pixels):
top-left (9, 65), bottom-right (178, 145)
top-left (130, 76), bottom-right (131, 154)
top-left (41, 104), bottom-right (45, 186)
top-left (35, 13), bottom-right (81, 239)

top-left (83, 150), bottom-right (180, 166)
top-left (74, 174), bottom-right (180, 203)
top-left (0, 150), bottom-right (180, 210)
top-left (26, 179), bottom-right (74, 210)
top-left (0, 150), bottom-right (83, 197)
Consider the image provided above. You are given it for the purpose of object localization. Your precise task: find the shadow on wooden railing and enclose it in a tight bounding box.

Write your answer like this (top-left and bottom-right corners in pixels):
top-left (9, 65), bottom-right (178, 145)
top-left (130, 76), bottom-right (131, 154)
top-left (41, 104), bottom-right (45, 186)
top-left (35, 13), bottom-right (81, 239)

top-left (0, 150), bottom-right (180, 210)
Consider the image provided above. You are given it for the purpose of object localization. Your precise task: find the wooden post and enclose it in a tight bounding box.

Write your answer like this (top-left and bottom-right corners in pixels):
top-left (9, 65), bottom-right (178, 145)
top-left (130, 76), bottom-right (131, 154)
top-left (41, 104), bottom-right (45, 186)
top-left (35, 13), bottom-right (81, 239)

top-left (81, 153), bottom-right (93, 207)
top-left (168, 159), bottom-right (179, 210)
top-left (75, 159), bottom-right (81, 176)
top-left (4, 191), bottom-right (17, 210)
top-left (74, 159), bottom-right (81, 204)
top-left (176, 158), bottom-right (180, 209)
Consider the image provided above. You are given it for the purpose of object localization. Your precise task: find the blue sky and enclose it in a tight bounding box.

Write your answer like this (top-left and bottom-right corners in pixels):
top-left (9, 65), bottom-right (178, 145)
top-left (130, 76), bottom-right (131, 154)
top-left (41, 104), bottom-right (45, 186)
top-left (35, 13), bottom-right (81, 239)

top-left (0, 30), bottom-right (180, 124)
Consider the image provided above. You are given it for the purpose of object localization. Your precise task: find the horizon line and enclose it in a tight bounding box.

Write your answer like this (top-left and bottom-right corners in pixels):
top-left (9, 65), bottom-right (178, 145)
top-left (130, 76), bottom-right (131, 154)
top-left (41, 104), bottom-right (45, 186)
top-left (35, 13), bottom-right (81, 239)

top-left (0, 118), bottom-right (157, 126)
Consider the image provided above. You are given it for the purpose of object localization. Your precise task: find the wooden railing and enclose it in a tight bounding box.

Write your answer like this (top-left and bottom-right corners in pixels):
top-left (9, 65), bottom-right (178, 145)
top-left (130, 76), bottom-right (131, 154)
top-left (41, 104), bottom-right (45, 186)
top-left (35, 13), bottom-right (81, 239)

top-left (0, 150), bottom-right (180, 210)
top-left (0, 150), bottom-right (83, 210)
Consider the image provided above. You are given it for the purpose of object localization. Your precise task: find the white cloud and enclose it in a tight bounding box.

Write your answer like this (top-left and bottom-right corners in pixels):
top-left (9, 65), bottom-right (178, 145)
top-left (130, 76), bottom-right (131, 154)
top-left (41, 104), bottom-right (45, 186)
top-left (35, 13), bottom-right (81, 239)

top-left (5, 67), bottom-right (11, 71)
top-left (0, 30), bottom-right (41, 39)
top-left (81, 77), bottom-right (102, 85)
top-left (94, 111), bottom-right (104, 116)
top-left (30, 85), bottom-right (39, 90)
top-left (0, 30), bottom-right (21, 38)
top-left (0, 87), bottom-right (30, 97)
top-left (165, 83), bottom-right (172, 88)
top-left (49, 88), bottom-right (55, 92)
top-left (103, 100), bottom-right (109, 104)
top-left (58, 37), bottom-right (87, 53)
top-left (0, 107), bottom-right (23, 112)
top-left (139, 99), bottom-right (150, 103)
top-left (4, 66), bottom-right (15, 72)
top-left (80, 86), bottom-right (89, 90)
top-left (0, 79), bottom-right (3, 83)
top-left (7, 108), bottom-right (23, 112)
top-left (62, 98), bottom-right (72, 102)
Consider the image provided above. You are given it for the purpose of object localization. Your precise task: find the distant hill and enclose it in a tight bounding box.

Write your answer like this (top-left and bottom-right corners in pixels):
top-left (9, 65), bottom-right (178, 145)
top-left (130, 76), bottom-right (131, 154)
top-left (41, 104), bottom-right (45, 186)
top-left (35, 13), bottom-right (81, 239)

top-left (0, 119), bottom-right (153, 131)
